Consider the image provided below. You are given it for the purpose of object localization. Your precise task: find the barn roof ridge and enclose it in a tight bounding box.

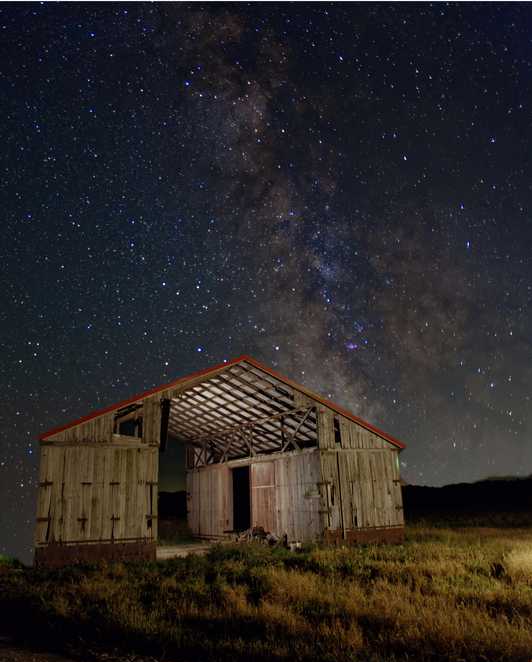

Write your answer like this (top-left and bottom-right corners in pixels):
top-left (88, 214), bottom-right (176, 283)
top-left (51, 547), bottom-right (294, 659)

top-left (39, 354), bottom-right (406, 449)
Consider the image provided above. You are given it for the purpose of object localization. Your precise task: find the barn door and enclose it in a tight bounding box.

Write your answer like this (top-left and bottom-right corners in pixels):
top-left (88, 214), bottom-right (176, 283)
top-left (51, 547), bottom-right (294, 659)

top-left (251, 462), bottom-right (276, 533)
top-left (35, 442), bottom-right (158, 565)
top-left (319, 452), bottom-right (343, 532)
top-left (344, 451), bottom-right (400, 529)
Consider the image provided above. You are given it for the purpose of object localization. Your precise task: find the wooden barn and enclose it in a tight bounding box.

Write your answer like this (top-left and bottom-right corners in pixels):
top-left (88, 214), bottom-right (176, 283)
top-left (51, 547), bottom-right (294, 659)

top-left (35, 356), bottom-right (405, 566)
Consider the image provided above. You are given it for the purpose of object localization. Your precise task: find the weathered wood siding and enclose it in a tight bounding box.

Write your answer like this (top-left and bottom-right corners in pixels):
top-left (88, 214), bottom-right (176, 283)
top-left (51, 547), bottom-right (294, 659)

top-left (317, 405), bottom-right (391, 450)
top-left (142, 395), bottom-right (162, 445)
top-left (186, 463), bottom-right (232, 537)
top-left (37, 367), bottom-right (405, 556)
top-left (315, 406), bottom-right (404, 533)
top-left (187, 450), bottom-right (322, 542)
top-left (338, 417), bottom-right (390, 449)
top-left (251, 462), bottom-right (276, 533)
top-left (317, 407), bottom-right (336, 449)
top-left (319, 451), bottom-right (344, 529)
top-left (43, 393), bottom-right (161, 446)
top-left (44, 411), bottom-right (115, 444)
top-left (186, 438), bottom-right (403, 543)
top-left (37, 392), bottom-right (162, 555)
top-left (272, 450), bottom-right (322, 541)
top-left (35, 441), bottom-right (158, 547)
top-left (319, 449), bottom-right (403, 532)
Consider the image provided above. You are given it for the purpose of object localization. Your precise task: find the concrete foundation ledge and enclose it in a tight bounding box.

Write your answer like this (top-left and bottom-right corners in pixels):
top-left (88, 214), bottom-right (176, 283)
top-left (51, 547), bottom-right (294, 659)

top-left (324, 525), bottom-right (405, 545)
top-left (34, 540), bottom-right (157, 568)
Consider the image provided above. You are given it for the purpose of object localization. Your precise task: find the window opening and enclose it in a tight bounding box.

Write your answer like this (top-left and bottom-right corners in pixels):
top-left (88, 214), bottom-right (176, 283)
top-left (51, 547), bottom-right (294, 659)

top-left (334, 417), bottom-right (342, 446)
top-left (113, 403), bottom-right (143, 437)
top-left (118, 417), bottom-right (143, 437)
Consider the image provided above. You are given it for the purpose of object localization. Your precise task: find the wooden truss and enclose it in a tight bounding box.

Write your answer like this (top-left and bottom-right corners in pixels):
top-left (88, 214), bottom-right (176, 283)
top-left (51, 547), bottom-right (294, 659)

top-left (185, 405), bottom-right (317, 469)
top-left (162, 359), bottom-right (319, 466)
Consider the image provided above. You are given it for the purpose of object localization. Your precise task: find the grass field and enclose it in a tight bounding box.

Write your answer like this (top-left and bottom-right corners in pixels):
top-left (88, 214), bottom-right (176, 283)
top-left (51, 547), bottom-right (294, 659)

top-left (2, 522), bottom-right (532, 662)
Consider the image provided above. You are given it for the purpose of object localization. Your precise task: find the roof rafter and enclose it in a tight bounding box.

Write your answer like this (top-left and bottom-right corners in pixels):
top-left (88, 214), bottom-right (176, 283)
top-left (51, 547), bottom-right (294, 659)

top-left (39, 355), bottom-right (406, 450)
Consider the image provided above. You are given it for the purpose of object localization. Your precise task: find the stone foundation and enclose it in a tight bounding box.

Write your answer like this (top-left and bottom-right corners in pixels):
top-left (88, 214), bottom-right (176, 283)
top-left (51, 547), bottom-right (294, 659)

top-left (34, 540), bottom-right (156, 568)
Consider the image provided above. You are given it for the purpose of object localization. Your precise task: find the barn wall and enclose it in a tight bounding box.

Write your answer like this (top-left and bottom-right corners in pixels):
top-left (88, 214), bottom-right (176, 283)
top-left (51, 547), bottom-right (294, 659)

top-left (339, 417), bottom-right (390, 449)
top-left (317, 407), bottom-right (335, 449)
top-left (143, 395), bottom-right (162, 445)
top-left (186, 463), bottom-right (232, 537)
top-left (44, 411), bottom-right (115, 444)
top-left (250, 462), bottom-right (276, 533)
top-left (317, 405), bottom-right (390, 450)
top-left (186, 449), bottom-right (322, 542)
top-left (34, 440), bottom-right (158, 566)
top-left (319, 448), bottom-right (403, 540)
top-left (263, 450), bottom-right (321, 542)
top-left (315, 407), bottom-right (404, 542)
top-left (37, 368), bottom-right (405, 562)
top-left (44, 394), bottom-right (163, 446)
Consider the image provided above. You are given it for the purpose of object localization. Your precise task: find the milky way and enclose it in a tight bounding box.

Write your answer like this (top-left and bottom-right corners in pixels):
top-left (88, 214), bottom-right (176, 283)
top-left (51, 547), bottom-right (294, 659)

top-left (2, 3), bottom-right (531, 562)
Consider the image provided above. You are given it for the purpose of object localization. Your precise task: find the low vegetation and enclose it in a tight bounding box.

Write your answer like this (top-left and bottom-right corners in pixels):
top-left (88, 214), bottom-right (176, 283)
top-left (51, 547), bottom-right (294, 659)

top-left (2, 523), bottom-right (532, 662)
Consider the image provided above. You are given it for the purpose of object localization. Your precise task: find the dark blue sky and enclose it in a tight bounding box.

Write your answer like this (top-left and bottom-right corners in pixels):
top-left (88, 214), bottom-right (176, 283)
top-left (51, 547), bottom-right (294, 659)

top-left (2, 2), bottom-right (531, 563)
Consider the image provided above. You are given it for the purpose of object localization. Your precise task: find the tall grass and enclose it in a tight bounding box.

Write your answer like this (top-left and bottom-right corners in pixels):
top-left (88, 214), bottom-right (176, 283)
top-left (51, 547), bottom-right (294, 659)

top-left (2, 525), bottom-right (532, 661)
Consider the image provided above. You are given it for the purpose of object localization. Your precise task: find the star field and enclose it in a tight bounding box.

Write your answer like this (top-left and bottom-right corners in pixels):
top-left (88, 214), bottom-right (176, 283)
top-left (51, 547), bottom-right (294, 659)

top-left (1, 3), bottom-right (532, 563)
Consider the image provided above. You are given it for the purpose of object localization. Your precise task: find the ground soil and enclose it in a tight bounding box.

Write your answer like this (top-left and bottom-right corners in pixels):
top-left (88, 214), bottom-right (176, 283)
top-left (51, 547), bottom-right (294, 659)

top-left (0, 640), bottom-right (78, 662)
top-left (0, 638), bottom-right (160, 662)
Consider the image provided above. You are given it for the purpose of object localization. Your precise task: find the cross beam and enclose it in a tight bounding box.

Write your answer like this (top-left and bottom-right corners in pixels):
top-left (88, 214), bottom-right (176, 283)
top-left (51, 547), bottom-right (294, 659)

top-left (189, 406), bottom-right (314, 444)
top-left (186, 406), bottom-right (316, 467)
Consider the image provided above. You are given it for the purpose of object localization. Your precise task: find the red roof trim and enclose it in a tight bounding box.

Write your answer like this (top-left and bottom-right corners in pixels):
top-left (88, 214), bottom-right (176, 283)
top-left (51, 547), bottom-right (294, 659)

top-left (38, 355), bottom-right (247, 441)
top-left (242, 357), bottom-right (406, 450)
top-left (39, 354), bottom-right (406, 449)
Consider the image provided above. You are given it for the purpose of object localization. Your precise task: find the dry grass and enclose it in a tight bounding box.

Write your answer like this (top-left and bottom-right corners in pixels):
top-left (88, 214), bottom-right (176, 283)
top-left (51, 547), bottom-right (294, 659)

top-left (504, 544), bottom-right (532, 584)
top-left (2, 524), bottom-right (532, 661)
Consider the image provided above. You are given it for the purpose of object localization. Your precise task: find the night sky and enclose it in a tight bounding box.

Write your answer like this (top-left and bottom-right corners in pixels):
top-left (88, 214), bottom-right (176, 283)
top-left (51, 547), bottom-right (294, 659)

top-left (2, 3), bottom-right (532, 563)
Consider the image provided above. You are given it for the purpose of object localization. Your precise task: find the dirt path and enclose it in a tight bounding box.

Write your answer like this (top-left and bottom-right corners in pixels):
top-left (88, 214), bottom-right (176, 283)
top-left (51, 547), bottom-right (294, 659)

top-left (156, 542), bottom-right (212, 560)
top-left (0, 641), bottom-right (79, 662)
top-left (0, 638), bottom-right (160, 662)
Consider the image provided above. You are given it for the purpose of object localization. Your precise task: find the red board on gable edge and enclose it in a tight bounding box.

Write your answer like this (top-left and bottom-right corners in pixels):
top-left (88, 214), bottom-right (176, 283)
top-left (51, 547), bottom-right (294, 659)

top-left (39, 354), bottom-right (406, 450)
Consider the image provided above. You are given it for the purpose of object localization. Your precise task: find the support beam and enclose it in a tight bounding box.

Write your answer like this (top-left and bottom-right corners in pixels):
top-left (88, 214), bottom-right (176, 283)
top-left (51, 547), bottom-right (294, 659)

top-left (189, 406), bottom-right (312, 444)
top-left (212, 370), bottom-right (318, 439)
top-left (282, 407), bottom-right (314, 452)
top-left (177, 391), bottom-right (282, 441)
top-left (159, 399), bottom-right (170, 452)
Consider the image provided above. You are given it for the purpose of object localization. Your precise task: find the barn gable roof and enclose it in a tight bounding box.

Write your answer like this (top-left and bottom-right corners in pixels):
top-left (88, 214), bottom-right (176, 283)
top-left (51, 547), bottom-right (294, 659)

top-left (39, 355), bottom-right (406, 450)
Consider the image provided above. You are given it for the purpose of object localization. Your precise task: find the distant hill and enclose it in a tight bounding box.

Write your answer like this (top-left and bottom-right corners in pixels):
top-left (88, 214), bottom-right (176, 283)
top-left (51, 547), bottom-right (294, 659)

top-left (403, 477), bottom-right (532, 520)
top-left (476, 474), bottom-right (532, 482)
top-left (158, 482), bottom-right (532, 526)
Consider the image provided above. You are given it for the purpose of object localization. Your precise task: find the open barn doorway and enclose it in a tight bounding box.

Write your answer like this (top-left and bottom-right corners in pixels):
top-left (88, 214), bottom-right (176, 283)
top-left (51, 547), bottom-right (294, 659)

top-left (158, 439), bottom-right (190, 544)
top-left (162, 359), bottom-right (320, 541)
top-left (232, 466), bottom-right (251, 531)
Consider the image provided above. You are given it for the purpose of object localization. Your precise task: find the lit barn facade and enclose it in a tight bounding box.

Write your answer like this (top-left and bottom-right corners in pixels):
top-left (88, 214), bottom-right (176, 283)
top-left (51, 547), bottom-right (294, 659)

top-left (35, 356), bottom-right (405, 566)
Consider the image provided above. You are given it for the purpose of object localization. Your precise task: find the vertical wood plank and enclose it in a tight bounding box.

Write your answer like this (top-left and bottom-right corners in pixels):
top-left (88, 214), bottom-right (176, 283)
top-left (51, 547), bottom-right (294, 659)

top-left (251, 461), bottom-right (276, 532)
top-left (35, 446), bottom-right (54, 544)
top-left (319, 451), bottom-right (342, 530)
top-left (49, 447), bottom-right (66, 542)
top-left (317, 408), bottom-right (335, 449)
top-left (143, 396), bottom-right (162, 446)
top-left (337, 452), bottom-right (351, 534)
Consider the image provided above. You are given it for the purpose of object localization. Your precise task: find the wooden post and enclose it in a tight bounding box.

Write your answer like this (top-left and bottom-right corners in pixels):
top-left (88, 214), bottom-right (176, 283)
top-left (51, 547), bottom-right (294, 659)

top-left (159, 399), bottom-right (170, 452)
